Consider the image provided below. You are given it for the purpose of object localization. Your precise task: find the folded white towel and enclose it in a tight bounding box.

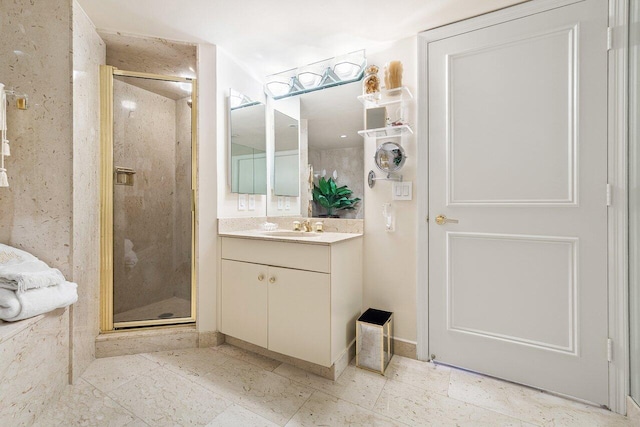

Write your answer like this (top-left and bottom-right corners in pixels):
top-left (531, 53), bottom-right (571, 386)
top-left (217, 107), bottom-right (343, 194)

top-left (0, 281), bottom-right (78, 322)
top-left (0, 243), bottom-right (66, 292)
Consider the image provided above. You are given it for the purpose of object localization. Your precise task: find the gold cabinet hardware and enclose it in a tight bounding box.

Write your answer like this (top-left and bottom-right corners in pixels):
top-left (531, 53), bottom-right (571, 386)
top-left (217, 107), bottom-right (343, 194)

top-left (257, 274), bottom-right (265, 281)
top-left (269, 277), bottom-right (276, 284)
top-left (435, 215), bottom-right (459, 225)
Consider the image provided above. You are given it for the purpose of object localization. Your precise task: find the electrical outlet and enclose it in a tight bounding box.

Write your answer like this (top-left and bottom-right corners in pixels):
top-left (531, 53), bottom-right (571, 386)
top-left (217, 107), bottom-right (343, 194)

top-left (248, 195), bottom-right (255, 211)
top-left (238, 194), bottom-right (247, 210)
top-left (277, 196), bottom-right (284, 210)
top-left (392, 182), bottom-right (412, 201)
top-left (284, 197), bottom-right (291, 210)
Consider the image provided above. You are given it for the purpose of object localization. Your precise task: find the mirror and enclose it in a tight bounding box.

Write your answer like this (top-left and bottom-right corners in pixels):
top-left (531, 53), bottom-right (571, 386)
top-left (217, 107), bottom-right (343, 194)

top-left (302, 83), bottom-right (364, 219)
top-left (374, 141), bottom-right (406, 173)
top-left (273, 110), bottom-right (299, 196)
top-left (229, 93), bottom-right (267, 195)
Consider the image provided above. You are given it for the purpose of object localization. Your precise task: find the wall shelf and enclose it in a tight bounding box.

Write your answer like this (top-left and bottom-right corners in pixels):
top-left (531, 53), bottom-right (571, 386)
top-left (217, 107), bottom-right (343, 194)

top-left (358, 124), bottom-right (413, 139)
top-left (357, 86), bottom-right (413, 107)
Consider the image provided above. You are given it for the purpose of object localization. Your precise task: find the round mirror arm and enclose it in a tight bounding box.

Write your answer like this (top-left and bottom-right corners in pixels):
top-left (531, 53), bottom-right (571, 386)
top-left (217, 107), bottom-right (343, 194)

top-left (368, 170), bottom-right (403, 188)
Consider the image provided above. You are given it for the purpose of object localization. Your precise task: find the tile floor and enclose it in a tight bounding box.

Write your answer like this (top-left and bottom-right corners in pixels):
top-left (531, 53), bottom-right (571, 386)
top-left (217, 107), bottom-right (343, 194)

top-left (34, 344), bottom-right (632, 426)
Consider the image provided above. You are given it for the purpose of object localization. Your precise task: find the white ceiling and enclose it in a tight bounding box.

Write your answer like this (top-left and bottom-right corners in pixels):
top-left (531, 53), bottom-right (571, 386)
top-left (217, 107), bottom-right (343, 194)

top-left (77, 0), bottom-right (527, 80)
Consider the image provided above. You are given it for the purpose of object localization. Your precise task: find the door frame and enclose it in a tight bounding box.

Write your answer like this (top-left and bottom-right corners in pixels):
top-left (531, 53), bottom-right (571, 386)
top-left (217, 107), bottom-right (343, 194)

top-left (416, 0), bottom-right (629, 413)
top-left (99, 66), bottom-right (198, 332)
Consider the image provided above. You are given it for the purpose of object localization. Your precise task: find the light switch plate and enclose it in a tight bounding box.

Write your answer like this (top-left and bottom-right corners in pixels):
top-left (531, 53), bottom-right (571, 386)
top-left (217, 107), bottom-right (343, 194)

top-left (277, 196), bottom-right (284, 210)
top-left (248, 195), bottom-right (255, 211)
top-left (238, 194), bottom-right (247, 210)
top-left (392, 182), bottom-right (412, 201)
top-left (284, 197), bottom-right (291, 210)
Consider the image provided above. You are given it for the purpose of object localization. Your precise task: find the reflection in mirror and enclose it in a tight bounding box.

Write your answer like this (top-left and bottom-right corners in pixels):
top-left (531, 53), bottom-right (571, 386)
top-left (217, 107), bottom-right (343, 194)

top-left (229, 93), bottom-right (266, 195)
top-left (273, 111), bottom-right (299, 196)
top-left (374, 141), bottom-right (406, 173)
top-left (302, 82), bottom-right (363, 219)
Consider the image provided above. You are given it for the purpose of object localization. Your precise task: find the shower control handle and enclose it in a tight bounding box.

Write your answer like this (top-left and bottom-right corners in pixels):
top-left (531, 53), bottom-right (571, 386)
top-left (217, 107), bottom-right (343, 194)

top-left (257, 274), bottom-right (265, 282)
top-left (269, 276), bottom-right (276, 284)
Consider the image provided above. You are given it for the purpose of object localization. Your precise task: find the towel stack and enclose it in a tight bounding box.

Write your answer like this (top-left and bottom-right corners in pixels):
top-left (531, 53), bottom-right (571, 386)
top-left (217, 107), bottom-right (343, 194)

top-left (0, 243), bottom-right (78, 322)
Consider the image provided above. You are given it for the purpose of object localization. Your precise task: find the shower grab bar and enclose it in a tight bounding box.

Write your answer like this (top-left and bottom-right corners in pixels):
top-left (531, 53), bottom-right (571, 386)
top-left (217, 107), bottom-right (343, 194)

top-left (114, 167), bottom-right (136, 175)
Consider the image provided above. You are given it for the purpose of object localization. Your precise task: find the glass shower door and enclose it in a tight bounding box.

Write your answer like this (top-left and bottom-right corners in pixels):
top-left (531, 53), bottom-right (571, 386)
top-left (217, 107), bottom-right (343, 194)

top-left (111, 73), bottom-right (194, 327)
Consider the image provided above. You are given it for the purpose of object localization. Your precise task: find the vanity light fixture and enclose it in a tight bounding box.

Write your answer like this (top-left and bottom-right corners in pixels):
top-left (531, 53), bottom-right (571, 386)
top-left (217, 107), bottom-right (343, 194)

top-left (229, 89), bottom-right (259, 110)
top-left (265, 50), bottom-right (366, 99)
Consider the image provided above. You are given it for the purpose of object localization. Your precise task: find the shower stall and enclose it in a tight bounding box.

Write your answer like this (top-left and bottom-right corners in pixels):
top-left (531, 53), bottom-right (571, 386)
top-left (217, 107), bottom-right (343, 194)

top-left (99, 66), bottom-right (196, 330)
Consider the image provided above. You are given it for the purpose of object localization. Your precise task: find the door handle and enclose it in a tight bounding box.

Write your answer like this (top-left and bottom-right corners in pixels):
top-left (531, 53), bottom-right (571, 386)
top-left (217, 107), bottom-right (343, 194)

top-left (435, 215), bottom-right (459, 225)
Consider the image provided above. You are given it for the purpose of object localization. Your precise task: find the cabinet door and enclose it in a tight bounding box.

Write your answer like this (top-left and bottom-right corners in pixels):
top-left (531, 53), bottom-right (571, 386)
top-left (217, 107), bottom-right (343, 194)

top-left (268, 266), bottom-right (331, 366)
top-left (220, 260), bottom-right (268, 348)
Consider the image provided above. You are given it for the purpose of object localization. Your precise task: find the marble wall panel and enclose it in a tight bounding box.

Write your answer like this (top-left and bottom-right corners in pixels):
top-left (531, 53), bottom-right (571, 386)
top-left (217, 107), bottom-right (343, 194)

top-left (0, 309), bottom-right (69, 426)
top-left (71, 0), bottom-right (105, 382)
top-left (100, 31), bottom-right (196, 78)
top-left (0, 0), bottom-right (74, 276)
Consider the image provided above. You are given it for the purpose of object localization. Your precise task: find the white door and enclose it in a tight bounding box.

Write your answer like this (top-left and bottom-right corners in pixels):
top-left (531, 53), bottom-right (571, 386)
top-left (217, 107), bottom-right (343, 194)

top-left (427, 0), bottom-right (609, 404)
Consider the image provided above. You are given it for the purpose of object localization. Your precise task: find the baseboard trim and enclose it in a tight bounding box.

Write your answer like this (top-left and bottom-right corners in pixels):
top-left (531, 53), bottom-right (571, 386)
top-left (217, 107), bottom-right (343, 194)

top-left (198, 331), bottom-right (225, 348)
top-left (627, 396), bottom-right (640, 420)
top-left (95, 326), bottom-right (198, 358)
top-left (393, 337), bottom-right (417, 359)
top-left (225, 335), bottom-right (355, 380)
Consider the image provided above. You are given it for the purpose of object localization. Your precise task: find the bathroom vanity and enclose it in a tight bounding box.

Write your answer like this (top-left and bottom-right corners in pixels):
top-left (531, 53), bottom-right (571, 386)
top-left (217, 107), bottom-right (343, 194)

top-left (219, 231), bottom-right (362, 368)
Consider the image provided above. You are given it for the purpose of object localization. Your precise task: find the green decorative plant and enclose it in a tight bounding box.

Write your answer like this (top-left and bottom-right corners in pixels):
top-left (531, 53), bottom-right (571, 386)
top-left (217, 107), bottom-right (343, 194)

top-left (312, 177), bottom-right (361, 217)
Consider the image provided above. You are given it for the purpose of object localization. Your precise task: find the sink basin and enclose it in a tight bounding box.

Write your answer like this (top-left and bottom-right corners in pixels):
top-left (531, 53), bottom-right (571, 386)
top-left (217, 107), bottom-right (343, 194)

top-left (261, 230), bottom-right (321, 238)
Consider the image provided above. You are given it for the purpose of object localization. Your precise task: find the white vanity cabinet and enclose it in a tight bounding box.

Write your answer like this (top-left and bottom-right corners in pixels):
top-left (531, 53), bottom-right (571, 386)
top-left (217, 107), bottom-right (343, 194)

top-left (220, 235), bottom-right (362, 367)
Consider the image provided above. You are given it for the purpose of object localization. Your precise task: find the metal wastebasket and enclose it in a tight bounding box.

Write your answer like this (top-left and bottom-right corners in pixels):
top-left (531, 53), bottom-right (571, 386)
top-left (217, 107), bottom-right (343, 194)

top-left (356, 308), bottom-right (393, 374)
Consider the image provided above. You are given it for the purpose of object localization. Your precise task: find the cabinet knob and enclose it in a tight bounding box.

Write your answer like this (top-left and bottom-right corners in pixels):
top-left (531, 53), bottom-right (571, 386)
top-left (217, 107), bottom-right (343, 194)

top-left (257, 274), bottom-right (265, 281)
top-left (269, 276), bottom-right (276, 284)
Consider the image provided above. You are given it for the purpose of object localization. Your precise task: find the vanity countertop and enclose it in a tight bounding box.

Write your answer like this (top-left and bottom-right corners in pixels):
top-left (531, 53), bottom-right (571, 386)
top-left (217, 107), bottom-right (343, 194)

top-left (218, 230), bottom-right (362, 245)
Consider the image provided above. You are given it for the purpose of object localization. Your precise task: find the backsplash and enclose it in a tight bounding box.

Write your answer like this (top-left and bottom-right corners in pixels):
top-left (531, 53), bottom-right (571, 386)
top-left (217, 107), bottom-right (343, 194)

top-left (218, 217), bottom-right (363, 234)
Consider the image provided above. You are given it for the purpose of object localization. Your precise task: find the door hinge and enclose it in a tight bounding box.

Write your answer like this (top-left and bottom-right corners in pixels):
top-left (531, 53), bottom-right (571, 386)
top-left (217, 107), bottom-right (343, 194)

top-left (607, 27), bottom-right (613, 51)
top-left (607, 338), bottom-right (613, 363)
top-left (606, 184), bottom-right (613, 206)
top-left (426, 216), bottom-right (429, 223)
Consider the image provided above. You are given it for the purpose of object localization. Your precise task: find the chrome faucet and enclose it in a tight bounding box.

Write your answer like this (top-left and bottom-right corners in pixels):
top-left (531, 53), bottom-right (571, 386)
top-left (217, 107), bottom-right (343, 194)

top-left (302, 219), bottom-right (312, 232)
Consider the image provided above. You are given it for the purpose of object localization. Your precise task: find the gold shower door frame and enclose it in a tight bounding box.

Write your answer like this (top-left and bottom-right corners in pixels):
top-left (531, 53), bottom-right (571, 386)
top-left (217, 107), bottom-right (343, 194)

top-left (99, 66), bottom-right (198, 332)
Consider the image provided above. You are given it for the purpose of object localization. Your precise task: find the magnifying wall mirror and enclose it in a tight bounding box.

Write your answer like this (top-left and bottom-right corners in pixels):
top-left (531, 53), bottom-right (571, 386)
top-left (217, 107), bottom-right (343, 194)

top-left (374, 141), bottom-right (406, 173)
top-left (368, 141), bottom-right (406, 188)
